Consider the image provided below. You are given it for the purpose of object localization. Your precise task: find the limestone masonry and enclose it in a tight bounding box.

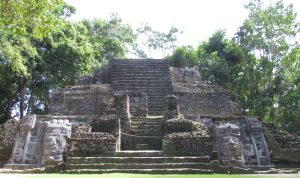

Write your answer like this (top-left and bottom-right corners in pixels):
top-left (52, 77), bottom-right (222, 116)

top-left (2, 59), bottom-right (300, 173)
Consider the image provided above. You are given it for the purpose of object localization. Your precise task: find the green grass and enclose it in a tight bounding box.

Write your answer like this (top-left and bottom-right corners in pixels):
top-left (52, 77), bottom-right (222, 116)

top-left (25, 173), bottom-right (294, 178)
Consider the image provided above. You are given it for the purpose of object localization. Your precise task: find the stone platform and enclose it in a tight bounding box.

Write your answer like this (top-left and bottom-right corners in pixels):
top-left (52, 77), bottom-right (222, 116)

top-left (1, 59), bottom-right (299, 174)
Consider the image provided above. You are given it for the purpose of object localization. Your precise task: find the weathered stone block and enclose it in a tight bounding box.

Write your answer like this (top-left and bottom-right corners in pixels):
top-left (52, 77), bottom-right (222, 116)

top-left (214, 122), bottom-right (244, 167)
top-left (163, 134), bottom-right (212, 156)
top-left (128, 92), bottom-right (148, 117)
top-left (41, 119), bottom-right (71, 166)
top-left (67, 132), bottom-right (116, 156)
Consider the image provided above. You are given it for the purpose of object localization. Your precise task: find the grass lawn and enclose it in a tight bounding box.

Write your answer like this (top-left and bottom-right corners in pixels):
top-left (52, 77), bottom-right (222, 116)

top-left (25, 174), bottom-right (295, 178)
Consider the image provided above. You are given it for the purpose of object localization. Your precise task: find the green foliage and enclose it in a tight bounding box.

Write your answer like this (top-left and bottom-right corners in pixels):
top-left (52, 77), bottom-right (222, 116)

top-left (136, 23), bottom-right (180, 58)
top-left (167, 46), bottom-right (198, 67)
top-left (0, 0), bottom-right (70, 76)
top-left (276, 46), bottom-right (300, 134)
top-left (80, 15), bottom-right (136, 61)
top-left (197, 30), bottom-right (245, 102)
top-left (193, 0), bottom-right (300, 134)
top-left (234, 0), bottom-right (299, 121)
top-left (0, 4), bottom-right (136, 122)
top-left (0, 0), bottom-right (64, 39)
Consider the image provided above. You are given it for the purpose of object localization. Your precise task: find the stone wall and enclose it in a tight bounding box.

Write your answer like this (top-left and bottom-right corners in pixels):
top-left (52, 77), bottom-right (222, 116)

top-left (162, 112), bottom-right (212, 156)
top-left (170, 67), bottom-right (202, 84)
top-left (67, 132), bottom-right (116, 157)
top-left (176, 92), bottom-right (238, 118)
top-left (121, 134), bottom-right (162, 150)
top-left (0, 119), bottom-right (20, 166)
top-left (91, 114), bottom-right (119, 135)
top-left (49, 85), bottom-right (112, 115)
top-left (174, 83), bottom-right (241, 118)
top-left (76, 63), bottom-right (111, 85)
top-left (264, 123), bottom-right (300, 165)
top-left (164, 118), bottom-right (207, 135)
top-left (128, 92), bottom-right (148, 117)
top-left (163, 133), bottom-right (212, 156)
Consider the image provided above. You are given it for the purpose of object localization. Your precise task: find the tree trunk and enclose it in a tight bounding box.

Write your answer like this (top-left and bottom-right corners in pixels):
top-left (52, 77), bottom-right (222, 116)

top-left (19, 78), bottom-right (25, 119)
top-left (7, 95), bottom-right (13, 119)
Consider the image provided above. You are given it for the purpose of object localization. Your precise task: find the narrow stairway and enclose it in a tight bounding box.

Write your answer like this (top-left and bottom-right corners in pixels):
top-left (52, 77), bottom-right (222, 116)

top-left (110, 59), bottom-right (173, 115)
top-left (122, 116), bottom-right (163, 150)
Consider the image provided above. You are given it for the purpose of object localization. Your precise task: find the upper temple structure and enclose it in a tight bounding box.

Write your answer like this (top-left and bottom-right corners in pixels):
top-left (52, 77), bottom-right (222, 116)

top-left (3, 59), bottom-right (300, 174)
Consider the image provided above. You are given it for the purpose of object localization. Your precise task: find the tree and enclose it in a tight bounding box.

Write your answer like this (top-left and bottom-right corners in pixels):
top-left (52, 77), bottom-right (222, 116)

top-left (80, 15), bottom-right (136, 62)
top-left (0, 12), bottom-right (138, 122)
top-left (0, 0), bottom-right (72, 76)
top-left (275, 46), bottom-right (300, 134)
top-left (197, 30), bottom-right (245, 99)
top-left (167, 46), bottom-right (198, 67)
top-left (136, 23), bottom-right (180, 58)
top-left (234, 0), bottom-right (300, 119)
top-left (0, 0), bottom-right (76, 120)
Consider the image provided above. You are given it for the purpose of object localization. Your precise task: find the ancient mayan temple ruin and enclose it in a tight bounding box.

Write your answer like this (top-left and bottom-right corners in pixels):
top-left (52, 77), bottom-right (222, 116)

top-left (3, 59), bottom-right (300, 173)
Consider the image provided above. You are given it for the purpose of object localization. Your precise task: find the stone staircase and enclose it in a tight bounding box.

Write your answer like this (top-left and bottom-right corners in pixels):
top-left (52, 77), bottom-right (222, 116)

top-left (110, 59), bottom-right (173, 115)
top-left (65, 151), bottom-right (213, 174)
top-left (131, 116), bottom-right (163, 136)
top-left (122, 116), bottom-right (163, 150)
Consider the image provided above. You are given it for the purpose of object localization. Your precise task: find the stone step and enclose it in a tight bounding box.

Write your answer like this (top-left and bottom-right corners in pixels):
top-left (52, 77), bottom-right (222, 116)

top-left (131, 128), bottom-right (162, 133)
top-left (111, 83), bottom-right (172, 88)
top-left (111, 63), bottom-right (169, 67)
top-left (131, 126), bottom-right (162, 131)
top-left (66, 162), bottom-right (211, 170)
top-left (67, 156), bottom-right (211, 164)
top-left (147, 101), bottom-right (166, 105)
top-left (111, 84), bottom-right (172, 89)
top-left (115, 150), bottom-right (163, 157)
top-left (65, 168), bottom-right (213, 174)
top-left (131, 117), bottom-right (162, 120)
top-left (111, 70), bottom-right (169, 73)
top-left (111, 87), bottom-right (171, 92)
top-left (131, 117), bottom-right (162, 121)
top-left (130, 132), bottom-right (162, 136)
top-left (135, 144), bottom-right (150, 150)
top-left (112, 64), bottom-right (169, 67)
top-left (4, 164), bottom-right (37, 170)
top-left (132, 115), bottom-right (163, 119)
top-left (130, 128), bottom-right (162, 133)
top-left (131, 123), bottom-right (162, 128)
top-left (111, 72), bottom-right (169, 76)
top-left (111, 77), bottom-right (170, 81)
top-left (131, 122), bottom-right (162, 125)
top-left (111, 73), bottom-right (167, 77)
top-left (147, 105), bottom-right (165, 110)
top-left (131, 121), bottom-right (162, 125)
top-left (111, 69), bottom-right (169, 72)
top-left (131, 120), bottom-right (162, 124)
top-left (111, 73), bottom-right (169, 77)
top-left (149, 111), bottom-right (164, 115)
top-left (131, 119), bottom-right (162, 124)
top-left (131, 129), bottom-right (162, 134)
top-left (111, 81), bottom-right (172, 85)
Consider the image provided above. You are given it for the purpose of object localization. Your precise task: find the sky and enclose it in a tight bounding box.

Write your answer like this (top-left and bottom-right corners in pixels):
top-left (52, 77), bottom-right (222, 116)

top-left (64, 0), bottom-right (300, 57)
